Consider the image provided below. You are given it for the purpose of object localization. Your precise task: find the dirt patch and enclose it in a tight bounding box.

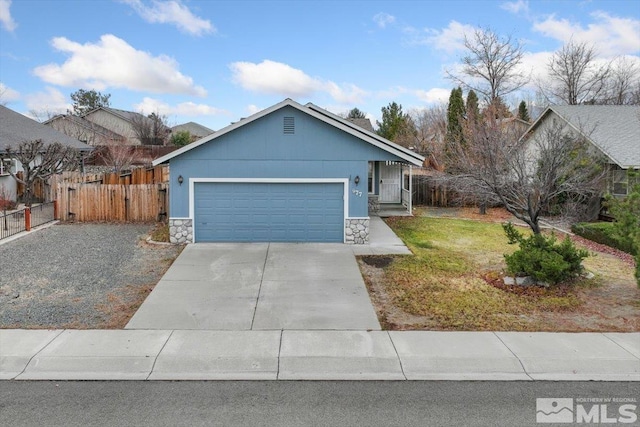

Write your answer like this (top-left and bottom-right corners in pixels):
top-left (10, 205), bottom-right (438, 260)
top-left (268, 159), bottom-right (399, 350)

top-left (361, 256), bottom-right (394, 268)
top-left (359, 258), bottom-right (437, 330)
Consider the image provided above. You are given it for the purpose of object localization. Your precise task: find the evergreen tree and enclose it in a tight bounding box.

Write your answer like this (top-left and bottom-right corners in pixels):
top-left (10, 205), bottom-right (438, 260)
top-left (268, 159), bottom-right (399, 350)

top-left (466, 90), bottom-right (480, 124)
top-left (517, 100), bottom-right (531, 122)
top-left (446, 87), bottom-right (465, 145)
top-left (376, 102), bottom-right (408, 141)
top-left (346, 108), bottom-right (367, 119)
top-left (70, 89), bottom-right (111, 116)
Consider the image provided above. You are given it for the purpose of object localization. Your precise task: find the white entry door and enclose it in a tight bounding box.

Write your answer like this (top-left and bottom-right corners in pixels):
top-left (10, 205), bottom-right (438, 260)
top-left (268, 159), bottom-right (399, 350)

top-left (379, 163), bottom-right (401, 203)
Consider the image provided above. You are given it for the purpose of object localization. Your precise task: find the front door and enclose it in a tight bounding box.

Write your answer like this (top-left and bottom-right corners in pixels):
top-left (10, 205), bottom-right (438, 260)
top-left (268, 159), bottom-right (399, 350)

top-left (379, 163), bottom-right (401, 203)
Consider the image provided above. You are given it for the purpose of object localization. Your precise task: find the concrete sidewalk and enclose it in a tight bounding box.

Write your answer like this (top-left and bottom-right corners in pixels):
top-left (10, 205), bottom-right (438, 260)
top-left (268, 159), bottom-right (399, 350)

top-left (2, 329), bottom-right (638, 381)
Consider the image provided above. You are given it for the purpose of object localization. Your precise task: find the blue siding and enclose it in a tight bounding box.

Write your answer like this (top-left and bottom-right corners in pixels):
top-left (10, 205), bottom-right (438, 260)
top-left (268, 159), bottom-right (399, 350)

top-left (194, 182), bottom-right (343, 242)
top-left (170, 106), bottom-right (403, 218)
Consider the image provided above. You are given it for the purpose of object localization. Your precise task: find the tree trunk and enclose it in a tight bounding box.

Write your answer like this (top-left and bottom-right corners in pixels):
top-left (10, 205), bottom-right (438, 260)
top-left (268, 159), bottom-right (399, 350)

top-left (478, 202), bottom-right (487, 215)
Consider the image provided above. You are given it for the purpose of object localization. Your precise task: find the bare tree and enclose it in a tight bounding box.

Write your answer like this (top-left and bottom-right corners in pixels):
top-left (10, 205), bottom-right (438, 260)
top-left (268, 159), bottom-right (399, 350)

top-left (28, 109), bottom-right (58, 123)
top-left (539, 40), bottom-right (611, 105)
top-left (448, 106), bottom-right (606, 234)
top-left (600, 56), bottom-right (640, 105)
top-left (4, 140), bottom-right (82, 207)
top-left (447, 28), bottom-right (528, 103)
top-left (96, 139), bottom-right (137, 174)
top-left (410, 105), bottom-right (448, 166)
top-left (130, 112), bottom-right (170, 146)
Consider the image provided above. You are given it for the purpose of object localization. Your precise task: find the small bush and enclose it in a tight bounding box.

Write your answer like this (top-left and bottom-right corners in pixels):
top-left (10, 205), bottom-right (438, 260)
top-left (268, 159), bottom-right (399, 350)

top-left (571, 222), bottom-right (636, 255)
top-left (503, 223), bottom-right (589, 284)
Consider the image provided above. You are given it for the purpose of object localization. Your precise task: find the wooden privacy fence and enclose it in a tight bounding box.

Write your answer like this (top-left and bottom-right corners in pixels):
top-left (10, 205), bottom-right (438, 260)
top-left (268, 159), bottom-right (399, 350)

top-left (412, 176), bottom-right (453, 207)
top-left (52, 165), bottom-right (169, 186)
top-left (53, 183), bottom-right (168, 222)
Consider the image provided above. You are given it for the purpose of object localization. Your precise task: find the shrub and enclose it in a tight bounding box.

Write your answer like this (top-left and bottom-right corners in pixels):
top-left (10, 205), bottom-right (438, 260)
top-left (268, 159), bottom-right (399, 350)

top-left (571, 222), bottom-right (636, 255)
top-left (503, 222), bottom-right (589, 284)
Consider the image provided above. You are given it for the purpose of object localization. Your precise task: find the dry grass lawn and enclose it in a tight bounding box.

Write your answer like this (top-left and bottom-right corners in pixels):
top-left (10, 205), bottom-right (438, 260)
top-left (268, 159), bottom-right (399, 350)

top-left (359, 214), bottom-right (639, 332)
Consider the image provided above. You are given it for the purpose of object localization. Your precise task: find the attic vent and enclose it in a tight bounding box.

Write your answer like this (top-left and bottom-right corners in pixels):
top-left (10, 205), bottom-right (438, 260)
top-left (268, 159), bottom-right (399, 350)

top-left (283, 116), bottom-right (295, 134)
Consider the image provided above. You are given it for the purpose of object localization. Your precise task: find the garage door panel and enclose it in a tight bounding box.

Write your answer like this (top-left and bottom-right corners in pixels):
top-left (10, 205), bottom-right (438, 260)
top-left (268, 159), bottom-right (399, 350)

top-left (194, 182), bottom-right (344, 242)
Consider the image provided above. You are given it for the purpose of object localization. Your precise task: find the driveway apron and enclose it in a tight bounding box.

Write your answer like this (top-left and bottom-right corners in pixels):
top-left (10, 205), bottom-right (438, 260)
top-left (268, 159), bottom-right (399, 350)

top-left (125, 243), bottom-right (381, 330)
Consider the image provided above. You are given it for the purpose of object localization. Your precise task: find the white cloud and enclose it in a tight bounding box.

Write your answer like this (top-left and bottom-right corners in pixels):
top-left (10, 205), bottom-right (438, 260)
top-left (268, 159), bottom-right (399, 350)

top-left (0, 82), bottom-right (20, 102)
top-left (121, 0), bottom-right (214, 36)
top-left (133, 97), bottom-right (226, 116)
top-left (373, 12), bottom-right (395, 29)
top-left (33, 34), bottom-right (207, 96)
top-left (24, 87), bottom-right (71, 114)
top-left (0, 0), bottom-right (17, 32)
top-left (415, 88), bottom-right (451, 104)
top-left (533, 11), bottom-right (640, 56)
top-left (406, 21), bottom-right (476, 53)
top-left (246, 104), bottom-right (261, 115)
top-left (500, 0), bottom-right (529, 15)
top-left (229, 60), bottom-right (367, 104)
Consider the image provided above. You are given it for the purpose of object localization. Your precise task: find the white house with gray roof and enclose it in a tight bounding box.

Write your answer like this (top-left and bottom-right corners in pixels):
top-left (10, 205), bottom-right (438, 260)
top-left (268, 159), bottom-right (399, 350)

top-left (0, 105), bottom-right (92, 201)
top-left (523, 105), bottom-right (640, 197)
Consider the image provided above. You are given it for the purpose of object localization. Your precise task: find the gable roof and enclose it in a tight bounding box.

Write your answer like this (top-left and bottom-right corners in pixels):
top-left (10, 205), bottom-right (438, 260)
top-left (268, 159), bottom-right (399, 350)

top-left (153, 99), bottom-right (425, 167)
top-left (523, 105), bottom-right (640, 168)
top-left (345, 117), bottom-right (375, 132)
top-left (44, 114), bottom-right (126, 141)
top-left (171, 121), bottom-right (215, 137)
top-left (83, 106), bottom-right (145, 124)
top-left (0, 105), bottom-right (93, 153)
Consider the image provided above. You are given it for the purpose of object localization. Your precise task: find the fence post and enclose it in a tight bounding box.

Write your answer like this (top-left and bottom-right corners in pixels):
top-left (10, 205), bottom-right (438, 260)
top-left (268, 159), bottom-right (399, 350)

top-left (53, 200), bottom-right (58, 220)
top-left (25, 207), bottom-right (31, 231)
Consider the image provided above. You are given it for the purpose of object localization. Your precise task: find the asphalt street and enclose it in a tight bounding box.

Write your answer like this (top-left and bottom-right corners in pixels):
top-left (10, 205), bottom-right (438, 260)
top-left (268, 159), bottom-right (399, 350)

top-left (1, 381), bottom-right (637, 427)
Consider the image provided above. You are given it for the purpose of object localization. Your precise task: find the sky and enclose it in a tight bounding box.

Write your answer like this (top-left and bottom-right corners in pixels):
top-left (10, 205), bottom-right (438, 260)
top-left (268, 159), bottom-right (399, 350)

top-left (0, 0), bottom-right (639, 130)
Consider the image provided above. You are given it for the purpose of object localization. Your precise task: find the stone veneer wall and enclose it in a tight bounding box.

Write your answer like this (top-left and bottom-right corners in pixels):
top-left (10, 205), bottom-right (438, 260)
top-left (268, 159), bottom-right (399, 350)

top-left (345, 218), bottom-right (369, 244)
top-left (368, 195), bottom-right (379, 214)
top-left (169, 218), bottom-right (193, 244)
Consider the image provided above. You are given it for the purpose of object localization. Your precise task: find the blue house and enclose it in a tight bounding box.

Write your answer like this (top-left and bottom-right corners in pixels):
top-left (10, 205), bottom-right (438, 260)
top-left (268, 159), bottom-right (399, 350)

top-left (153, 99), bottom-right (424, 244)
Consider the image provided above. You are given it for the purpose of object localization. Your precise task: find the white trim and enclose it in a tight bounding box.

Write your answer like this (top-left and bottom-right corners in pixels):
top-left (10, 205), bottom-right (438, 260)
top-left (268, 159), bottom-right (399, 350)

top-left (346, 217), bottom-right (370, 220)
top-left (188, 178), bottom-right (350, 243)
top-left (169, 217), bottom-right (191, 220)
top-left (153, 99), bottom-right (425, 167)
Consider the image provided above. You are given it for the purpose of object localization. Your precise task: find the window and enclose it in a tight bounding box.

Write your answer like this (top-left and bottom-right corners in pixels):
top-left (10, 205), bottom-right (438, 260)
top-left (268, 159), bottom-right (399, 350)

top-left (368, 162), bottom-right (375, 194)
top-left (612, 169), bottom-right (628, 196)
top-left (403, 173), bottom-right (410, 191)
top-left (0, 159), bottom-right (15, 176)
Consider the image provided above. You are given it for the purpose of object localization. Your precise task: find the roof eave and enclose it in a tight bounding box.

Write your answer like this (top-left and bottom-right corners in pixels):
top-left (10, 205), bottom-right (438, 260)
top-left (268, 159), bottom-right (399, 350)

top-left (154, 99), bottom-right (425, 167)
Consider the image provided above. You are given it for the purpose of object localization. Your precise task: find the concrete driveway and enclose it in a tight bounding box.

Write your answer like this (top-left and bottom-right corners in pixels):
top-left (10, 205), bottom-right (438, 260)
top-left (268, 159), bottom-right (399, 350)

top-left (126, 243), bottom-right (381, 330)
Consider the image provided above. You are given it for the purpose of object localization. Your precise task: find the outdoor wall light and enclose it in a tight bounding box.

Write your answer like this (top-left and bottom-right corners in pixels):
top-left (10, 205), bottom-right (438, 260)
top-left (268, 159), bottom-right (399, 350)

top-left (177, 175), bottom-right (184, 186)
top-left (354, 175), bottom-right (360, 185)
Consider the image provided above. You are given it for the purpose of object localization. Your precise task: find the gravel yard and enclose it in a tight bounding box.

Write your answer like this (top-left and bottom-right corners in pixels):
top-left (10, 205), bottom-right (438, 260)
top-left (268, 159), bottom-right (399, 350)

top-left (0, 223), bottom-right (183, 329)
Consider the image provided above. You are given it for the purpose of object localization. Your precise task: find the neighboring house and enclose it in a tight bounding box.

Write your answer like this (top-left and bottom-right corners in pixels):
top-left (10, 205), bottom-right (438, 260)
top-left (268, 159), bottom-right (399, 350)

top-left (171, 122), bottom-right (215, 140)
top-left (153, 99), bottom-right (424, 244)
top-left (522, 105), bottom-right (640, 198)
top-left (81, 107), bottom-right (148, 145)
top-left (500, 116), bottom-right (531, 136)
top-left (0, 105), bottom-right (92, 201)
top-left (44, 114), bottom-right (126, 146)
top-left (346, 117), bottom-right (375, 132)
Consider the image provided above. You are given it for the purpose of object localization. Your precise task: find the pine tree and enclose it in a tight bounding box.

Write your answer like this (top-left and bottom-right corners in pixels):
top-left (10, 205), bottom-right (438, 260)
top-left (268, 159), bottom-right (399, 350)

top-left (347, 108), bottom-right (367, 119)
top-left (446, 87), bottom-right (465, 145)
top-left (376, 102), bottom-right (407, 141)
top-left (517, 100), bottom-right (531, 122)
top-left (466, 90), bottom-right (480, 124)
